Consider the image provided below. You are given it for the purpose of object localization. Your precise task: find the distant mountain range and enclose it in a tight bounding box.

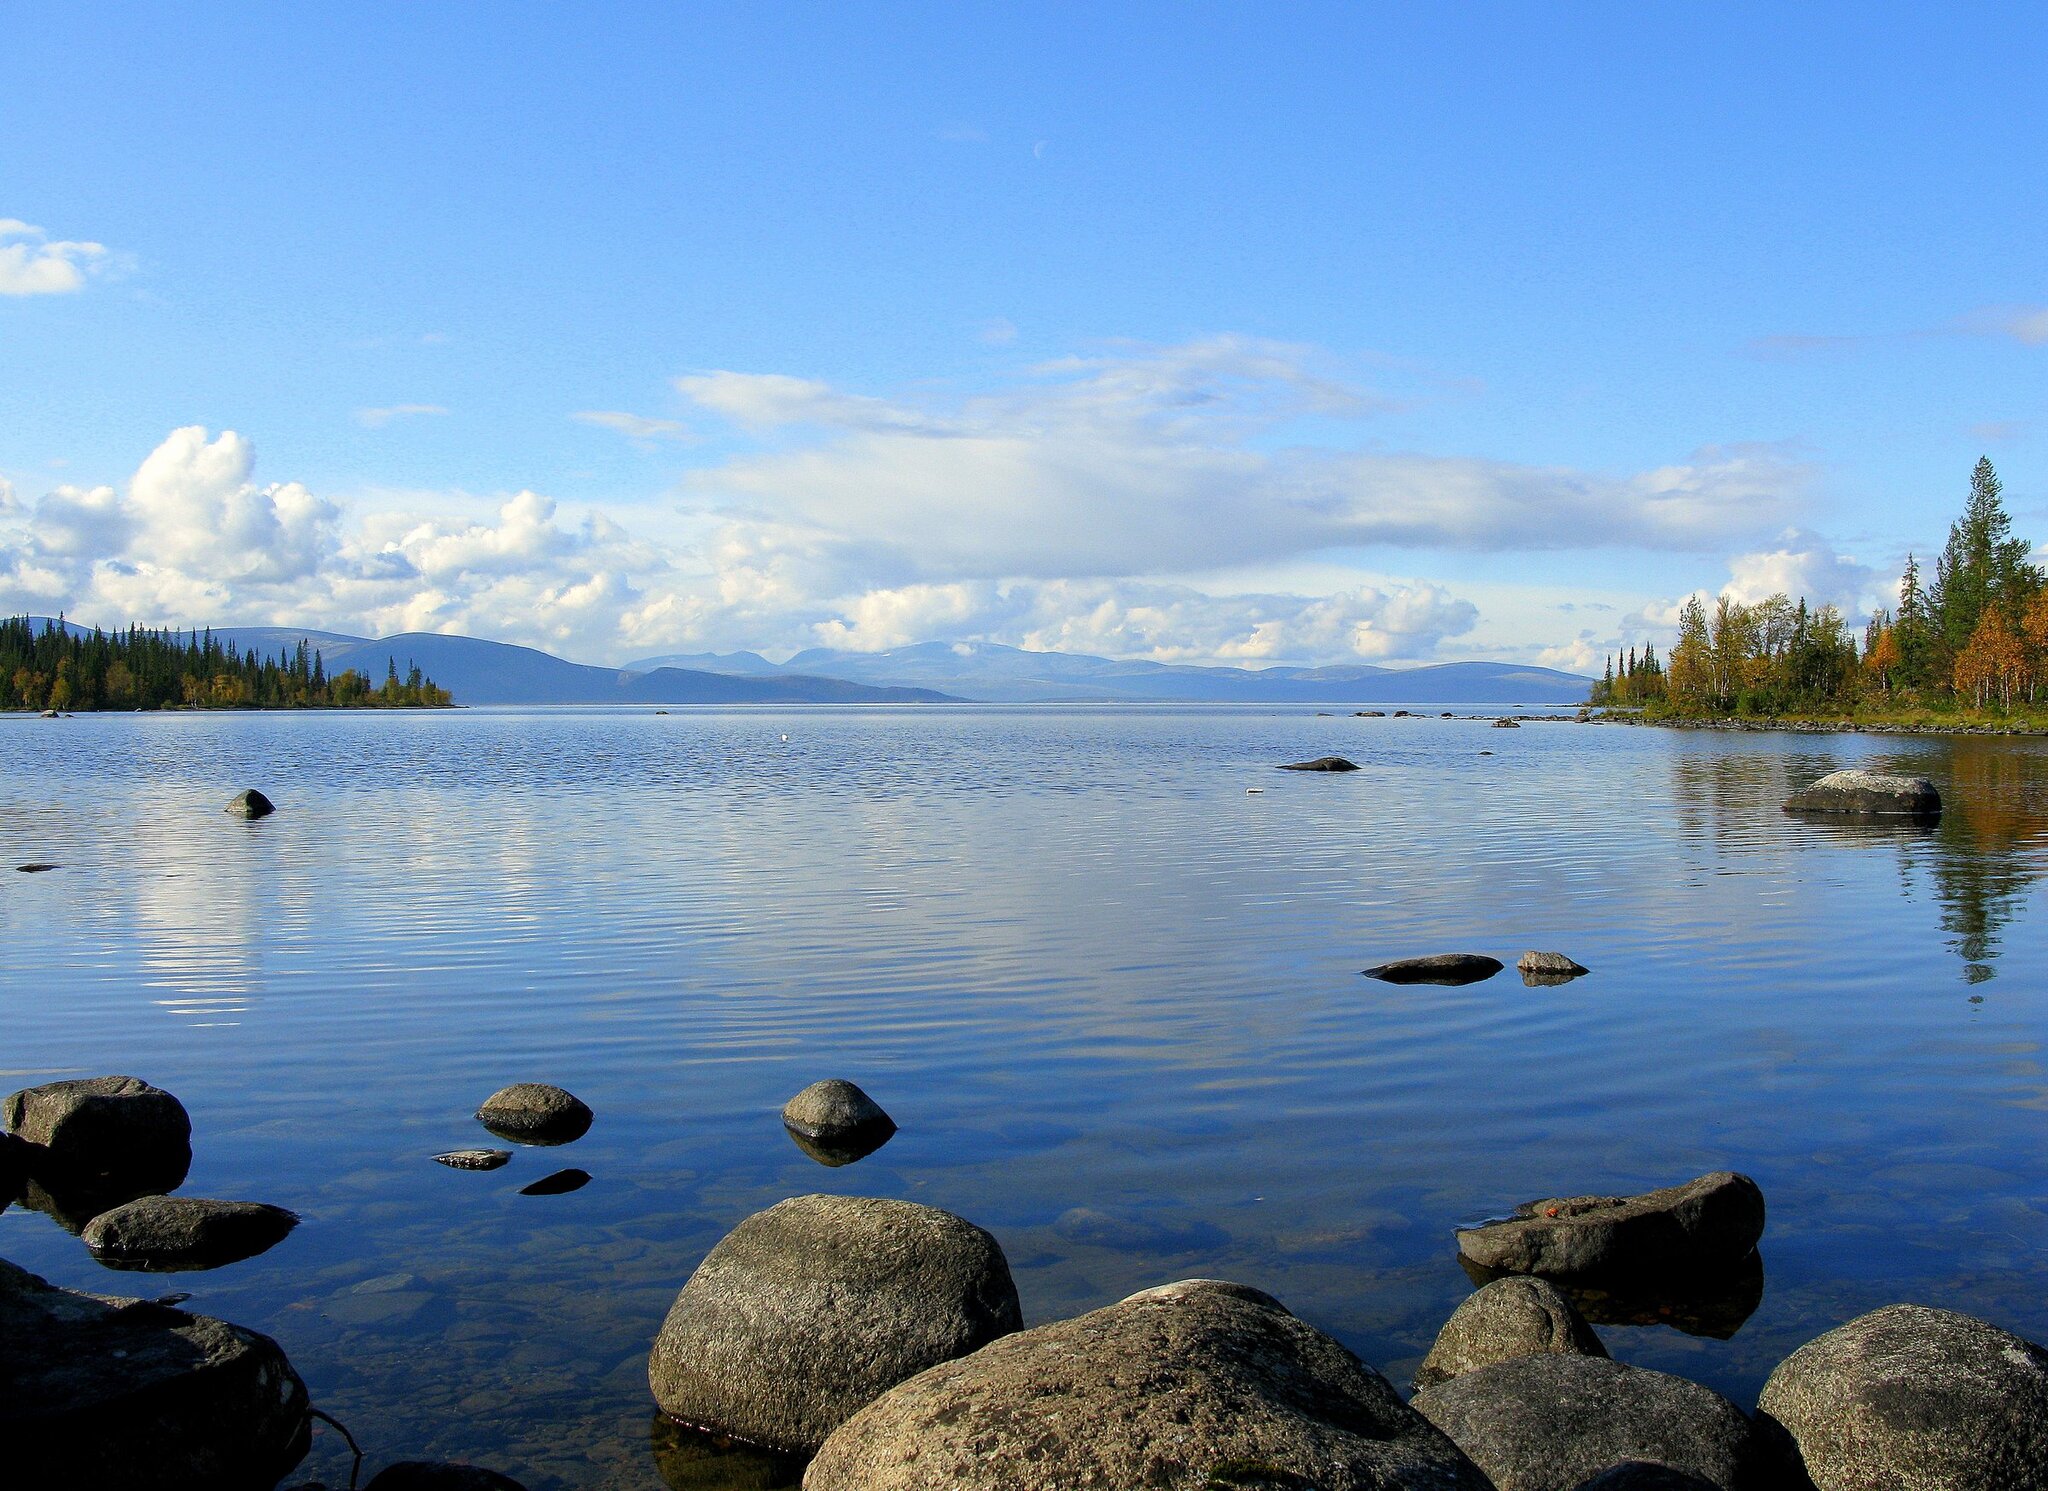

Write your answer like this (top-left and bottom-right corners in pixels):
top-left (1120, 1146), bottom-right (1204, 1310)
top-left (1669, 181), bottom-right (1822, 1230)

top-left (24, 619), bottom-right (1593, 705)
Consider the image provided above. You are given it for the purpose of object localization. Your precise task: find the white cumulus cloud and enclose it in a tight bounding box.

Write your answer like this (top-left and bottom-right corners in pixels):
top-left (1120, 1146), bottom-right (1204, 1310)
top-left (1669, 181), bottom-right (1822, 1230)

top-left (0, 219), bottom-right (110, 296)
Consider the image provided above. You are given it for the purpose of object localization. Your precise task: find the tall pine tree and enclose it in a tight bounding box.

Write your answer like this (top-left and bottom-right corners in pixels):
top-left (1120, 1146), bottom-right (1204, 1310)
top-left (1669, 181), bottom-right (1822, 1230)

top-left (1928, 457), bottom-right (2036, 657)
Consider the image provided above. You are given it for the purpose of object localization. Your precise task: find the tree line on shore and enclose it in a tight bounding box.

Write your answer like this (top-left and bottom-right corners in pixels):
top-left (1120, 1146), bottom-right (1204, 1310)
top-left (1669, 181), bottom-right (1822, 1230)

top-left (1, 617), bottom-right (452, 711)
top-left (1592, 458), bottom-right (2047, 717)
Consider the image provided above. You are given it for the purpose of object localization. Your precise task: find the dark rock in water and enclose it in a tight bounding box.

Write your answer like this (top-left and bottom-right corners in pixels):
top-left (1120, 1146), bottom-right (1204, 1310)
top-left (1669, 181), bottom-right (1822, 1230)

top-left (1756, 1304), bottom-right (2048, 1490)
top-left (1519, 951), bottom-right (1589, 981)
top-left (1362, 953), bottom-right (1504, 986)
top-left (3, 1255), bottom-right (310, 1489)
top-left (1394, 710), bottom-right (1415, 717)
top-left (1411, 1354), bottom-right (1780, 1491)
top-left (649, 1193), bottom-right (1022, 1454)
top-left (518, 1167), bottom-right (591, 1195)
top-left (1276, 755), bottom-right (1360, 772)
top-left (223, 787), bottom-right (275, 819)
top-left (15, 862), bottom-right (57, 872)
top-left (785, 1126), bottom-right (893, 1167)
top-left (1462, 1251), bottom-right (1765, 1340)
top-left (650, 1412), bottom-right (805, 1489)
top-left (475, 1083), bottom-right (592, 1145)
top-left (1493, 717), bottom-right (1521, 728)
top-left (3, 1074), bottom-right (192, 1202)
top-left (82, 1195), bottom-right (299, 1271)
top-left (362, 1464), bottom-right (530, 1491)
top-left (0, 1132), bottom-right (27, 1209)
top-left (1417, 1276), bottom-right (1607, 1388)
top-left (1355, 710), bottom-right (1386, 717)
top-left (1442, 711), bottom-right (1455, 718)
top-left (1783, 769), bottom-right (1941, 819)
top-left (806, 1279), bottom-right (1490, 1490)
top-left (1456, 1171), bottom-right (1764, 1279)
top-left (1574, 1465), bottom-right (1720, 1490)
top-left (432, 1148), bottom-right (512, 1171)
top-left (781, 1079), bottom-right (895, 1147)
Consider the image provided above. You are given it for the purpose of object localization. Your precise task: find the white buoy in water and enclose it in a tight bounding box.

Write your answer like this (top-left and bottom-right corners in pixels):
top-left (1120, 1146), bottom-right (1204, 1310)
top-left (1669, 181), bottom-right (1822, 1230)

top-left (781, 733), bottom-right (789, 742)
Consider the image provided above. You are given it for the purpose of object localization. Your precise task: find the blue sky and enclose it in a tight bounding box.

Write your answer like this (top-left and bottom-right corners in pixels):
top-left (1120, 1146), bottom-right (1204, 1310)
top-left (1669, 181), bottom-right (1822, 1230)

top-left (4, 3), bottom-right (2045, 670)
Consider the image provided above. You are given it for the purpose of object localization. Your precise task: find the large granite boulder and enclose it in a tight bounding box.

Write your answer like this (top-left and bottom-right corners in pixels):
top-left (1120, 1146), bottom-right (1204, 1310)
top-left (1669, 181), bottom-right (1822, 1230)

top-left (2, 1256), bottom-right (310, 1489)
top-left (1457, 1172), bottom-right (1764, 1278)
top-left (1411, 1354), bottom-right (1779, 1491)
top-left (475, 1083), bottom-right (592, 1145)
top-left (1417, 1276), bottom-right (1608, 1387)
top-left (648, 1194), bottom-right (1020, 1453)
top-left (3, 1074), bottom-right (192, 1204)
top-left (1362, 954), bottom-right (1504, 986)
top-left (806, 1278), bottom-right (1492, 1490)
top-left (1755, 1304), bottom-right (2048, 1490)
top-left (1783, 770), bottom-right (1941, 819)
top-left (82, 1195), bottom-right (299, 1271)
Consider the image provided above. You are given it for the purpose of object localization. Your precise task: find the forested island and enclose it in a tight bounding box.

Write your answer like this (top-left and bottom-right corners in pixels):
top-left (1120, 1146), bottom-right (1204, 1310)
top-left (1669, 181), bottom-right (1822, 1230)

top-left (1591, 458), bottom-right (2048, 726)
top-left (1, 617), bottom-right (451, 710)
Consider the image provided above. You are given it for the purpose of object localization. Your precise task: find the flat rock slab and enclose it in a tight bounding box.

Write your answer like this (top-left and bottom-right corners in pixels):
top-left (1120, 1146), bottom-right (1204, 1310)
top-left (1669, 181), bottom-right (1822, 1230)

top-left (649, 1193), bottom-right (1021, 1454)
top-left (1363, 953), bottom-right (1504, 986)
top-left (475, 1083), bottom-right (592, 1145)
top-left (1417, 1276), bottom-right (1607, 1388)
top-left (1457, 1171), bottom-right (1764, 1279)
top-left (1783, 770), bottom-right (1941, 818)
top-left (2, 1256), bottom-right (310, 1489)
top-left (1277, 756), bottom-right (1360, 771)
top-left (1756, 1303), bottom-right (2048, 1490)
top-left (84, 1195), bottom-right (299, 1271)
top-left (433, 1149), bottom-right (512, 1171)
top-left (3, 1073), bottom-right (192, 1201)
top-left (808, 1278), bottom-right (1490, 1490)
top-left (1412, 1354), bottom-right (1780, 1491)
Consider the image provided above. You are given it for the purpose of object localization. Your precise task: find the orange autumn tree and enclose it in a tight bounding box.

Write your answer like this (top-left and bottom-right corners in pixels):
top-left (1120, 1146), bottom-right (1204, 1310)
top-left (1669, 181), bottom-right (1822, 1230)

top-left (1954, 608), bottom-right (2029, 710)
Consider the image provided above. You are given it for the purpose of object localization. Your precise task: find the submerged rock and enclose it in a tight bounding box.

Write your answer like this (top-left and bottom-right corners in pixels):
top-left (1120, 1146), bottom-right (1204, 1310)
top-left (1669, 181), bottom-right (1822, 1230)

top-left (432, 1148), bottom-right (512, 1171)
top-left (1518, 951), bottom-right (1589, 979)
top-left (224, 788), bottom-right (276, 819)
top-left (1462, 1251), bottom-right (1765, 1340)
top-left (648, 1193), bottom-right (1021, 1454)
top-left (781, 1079), bottom-right (895, 1154)
top-left (1412, 1354), bottom-right (1779, 1491)
top-left (1756, 1304), bottom-right (2048, 1490)
top-left (1416, 1276), bottom-right (1607, 1388)
top-left (362, 1464), bottom-right (530, 1491)
top-left (82, 1195), bottom-right (299, 1271)
top-left (649, 1412), bottom-right (804, 1490)
top-left (15, 862), bottom-right (58, 872)
top-left (807, 1278), bottom-right (1490, 1490)
top-left (3, 1255), bottom-right (310, 1489)
top-left (3, 1074), bottom-right (192, 1204)
top-left (1362, 953), bottom-right (1504, 986)
top-left (518, 1167), bottom-right (591, 1195)
top-left (475, 1083), bottom-right (592, 1145)
top-left (1783, 769), bottom-right (1941, 819)
top-left (1277, 756), bottom-right (1360, 771)
top-left (1456, 1171), bottom-right (1764, 1279)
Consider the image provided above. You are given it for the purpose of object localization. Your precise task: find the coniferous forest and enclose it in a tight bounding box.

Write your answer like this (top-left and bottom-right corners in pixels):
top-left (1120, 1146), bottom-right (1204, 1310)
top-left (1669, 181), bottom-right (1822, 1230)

top-left (1591, 458), bottom-right (2048, 721)
top-left (0, 618), bottom-right (452, 711)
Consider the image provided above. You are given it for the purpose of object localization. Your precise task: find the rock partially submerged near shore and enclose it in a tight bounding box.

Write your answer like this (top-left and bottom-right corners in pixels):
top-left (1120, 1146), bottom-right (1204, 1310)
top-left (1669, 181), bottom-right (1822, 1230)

top-left (224, 787), bottom-right (276, 819)
top-left (1277, 755), bottom-right (1360, 772)
top-left (1416, 1276), bottom-right (1607, 1388)
top-left (82, 1195), bottom-right (299, 1271)
top-left (1783, 769), bottom-right (1941, 819)
top-left (475, 1083), bottom-right (592, 1145)
top-left (3, 1256), bottom-right (310, 1489)
top-left (1493, 717), bottom-right (1522, 728)
top-left (433, 1148), bottom-right (512, 1171)
top-left (648, 1194), bottom-right (1021, 1454)
top-left (781, 1080), bottom-right (895, 1166)
top-left (1456, 1171), bottom-right (1764, 1280)
top-left (1461, 1250), bottom-right (1766, 1340)
top-left (1518, 951), bottom-right (1589, 981)
top-left (1756, 1304), bottom-right (2048, 1490)
top-left (361, 1463), bottom-right (531, 1490)
top-left (1412, 1354), bottom-right (1780, 1491)
top-left (3, 1074), bottom-right (192, 1204)
top-left (806, 1279), bottom-right (1491, 1491)
top-left (1363, 953), bottom-right (1504, 986)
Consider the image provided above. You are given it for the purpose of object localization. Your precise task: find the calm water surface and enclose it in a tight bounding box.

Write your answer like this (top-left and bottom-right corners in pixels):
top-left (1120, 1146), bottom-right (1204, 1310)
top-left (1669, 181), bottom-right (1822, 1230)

top-left (5, 706), bottom-right (2048, 1488)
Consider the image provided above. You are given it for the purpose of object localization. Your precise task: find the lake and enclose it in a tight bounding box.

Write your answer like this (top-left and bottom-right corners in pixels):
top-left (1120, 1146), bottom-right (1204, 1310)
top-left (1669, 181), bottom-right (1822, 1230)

top-left (5, 705), bottom-right (2047, 1490)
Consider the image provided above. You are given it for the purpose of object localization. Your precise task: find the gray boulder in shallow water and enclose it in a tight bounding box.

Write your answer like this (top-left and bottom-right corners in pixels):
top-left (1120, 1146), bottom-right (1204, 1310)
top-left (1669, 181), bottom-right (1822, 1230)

top-left (1411, 1354), bottom-right (1781, 1491)
top-left (2, 1256), bottom-right (310, 1489)
top-left (1277, 755), bottom-right (1360, 771)
top-left (1417, 1276), bottom-right (1607, 1388)
top-left (648, 1193), bottom-right (1021, 1454)
top-left (432, 1148), bottom-right (511, 1170)
top-left (475, 1082), bottom-right (592, 1144)
top-left (1363, 953), bottom-right (1504, 986)
top-left (3, 1073), bottom-right (192, 1202)
top-left (224, 787), bottom-right (275, 818)
top-left (781, 1079), bottom-right (895, 1166)
top-left (362, 1463), bottom-right (530, 1491)
top-left (807, 1278), bottom-right (1490, 1491)
top-left (1456, 1171), bottom-right (1764, 1279)
top-left (1755, 1303), bottom-right (2048, 1490)
top-left (1783, 769), bottom-right (1940, 819)
top-left (1519, 951), bottom-right (1589, 979)
top-left (82, 1194), bottom-right (299, 1271)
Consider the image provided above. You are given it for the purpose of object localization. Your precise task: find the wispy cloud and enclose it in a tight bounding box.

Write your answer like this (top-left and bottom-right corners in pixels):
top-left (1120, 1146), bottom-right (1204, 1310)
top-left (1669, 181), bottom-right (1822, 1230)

top-left (356, 404), bottom-right (449, 429)
top-left (0, 219), bottom-right (111, 296)
top-left (571, 410), bottom-right (692, 443)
